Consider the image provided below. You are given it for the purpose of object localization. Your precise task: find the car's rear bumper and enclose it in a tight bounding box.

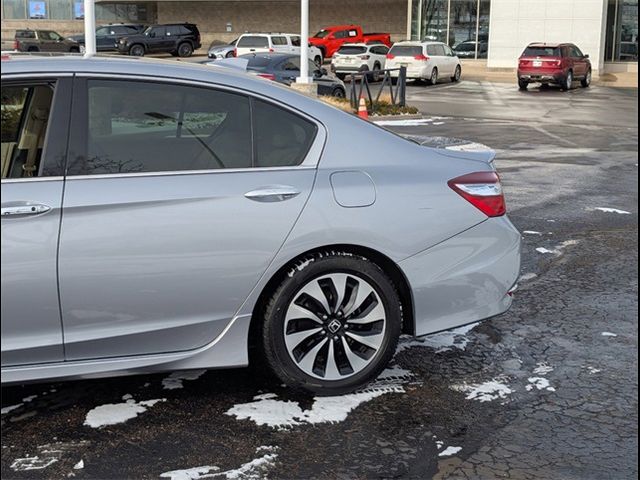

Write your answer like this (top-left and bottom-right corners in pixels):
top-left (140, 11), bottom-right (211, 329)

top-left (518, 69), bottom-right (564, 83)
top-left (390, 65), bottom-right (429, 79)
top-left (333, 64), bottom-right (368, 73)
top-left (399, 215), bottom-right (521, 336)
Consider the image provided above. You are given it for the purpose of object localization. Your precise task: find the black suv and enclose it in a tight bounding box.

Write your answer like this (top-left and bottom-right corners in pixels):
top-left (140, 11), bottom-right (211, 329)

top-left (68, 23), bottom-right (145, 52)
top-left (116, 23), bottom-right (201, 57)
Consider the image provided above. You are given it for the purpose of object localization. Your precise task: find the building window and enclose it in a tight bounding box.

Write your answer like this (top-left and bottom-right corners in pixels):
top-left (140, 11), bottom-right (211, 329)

top-left (2, 0), bottom-right (26, 19)
top-left (49, 0), bottom-right (72, 19)
top-left (411, 0), bottom-right (491, 59)
top-left (606, 0), bottom-right (638, 61)
top-left (95, 2), bottom-right (157, 23)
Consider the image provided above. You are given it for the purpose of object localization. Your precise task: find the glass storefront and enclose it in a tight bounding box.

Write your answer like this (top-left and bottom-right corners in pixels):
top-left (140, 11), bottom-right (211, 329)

top-left (1, 0), bottom-right (156, 22)
top-left (605, 0), bottom-right (638, 61)
top-left (411, 0), bottom-right (490, 59)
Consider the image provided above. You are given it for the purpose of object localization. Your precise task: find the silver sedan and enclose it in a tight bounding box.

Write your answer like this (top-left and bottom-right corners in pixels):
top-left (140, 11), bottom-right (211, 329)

top-left (0, 55), bottom-right (520, 395)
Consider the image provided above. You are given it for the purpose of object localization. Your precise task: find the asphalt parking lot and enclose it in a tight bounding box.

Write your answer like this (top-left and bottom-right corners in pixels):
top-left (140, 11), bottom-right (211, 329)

top-left (1, 80), bottom-right (638, 480)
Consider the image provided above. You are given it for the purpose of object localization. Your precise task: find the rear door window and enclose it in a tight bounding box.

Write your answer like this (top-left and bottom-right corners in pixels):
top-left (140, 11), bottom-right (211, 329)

top-left (427, 44), bottom-right (445, 56)
top-left (338, 46), bottom-right (367, 55)
top-left (237, 35), bottom-right (269, 48)
top-left (272, 36), bottom-right (287, 46)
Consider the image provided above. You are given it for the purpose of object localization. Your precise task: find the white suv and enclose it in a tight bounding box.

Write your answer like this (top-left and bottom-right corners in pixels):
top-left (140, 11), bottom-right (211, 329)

top-left (331, 43), bottom-right (390, 81)
top-left (386, 41), bottom-right (461, 85)
top-left (235, 33), bottom-right (324, 65)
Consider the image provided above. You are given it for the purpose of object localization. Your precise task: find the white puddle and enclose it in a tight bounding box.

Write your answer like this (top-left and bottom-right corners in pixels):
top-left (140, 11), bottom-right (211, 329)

top-left (592, 207), bottom-right (631, 215)
top-left (162, 370), bottom-right (207, 390)
top-left (225, 367), bottom-right (412, 430)
top-left (526, 377), bottom-right (556, 392)
top-left (396, 322), bottom-right (480, 354)
top-left (84, 395), bottom-right (166, 428)
top-left (451, 378), bottom-right (513, 403)
top-left (160, 446), bottom-right (278, 480)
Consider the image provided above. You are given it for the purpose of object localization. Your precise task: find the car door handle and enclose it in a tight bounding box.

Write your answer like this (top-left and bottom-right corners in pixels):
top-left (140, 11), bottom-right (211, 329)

top-left (244, 186), bottom-right (301, 202)
top-left (1, 203), bottom-right (51, 217)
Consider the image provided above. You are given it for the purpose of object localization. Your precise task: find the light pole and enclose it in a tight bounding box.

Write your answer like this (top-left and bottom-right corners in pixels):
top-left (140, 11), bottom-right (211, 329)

top-left (83, 0), bottom-right (96, 55)
top-left (296, 0), bottom-right (310, 84)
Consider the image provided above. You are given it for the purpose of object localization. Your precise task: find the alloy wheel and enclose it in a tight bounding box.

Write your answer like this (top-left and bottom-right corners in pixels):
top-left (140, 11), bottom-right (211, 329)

top-left (566, 71), bottom-right (573, 90)
top-left (283, 273), bottom-right (386, 381)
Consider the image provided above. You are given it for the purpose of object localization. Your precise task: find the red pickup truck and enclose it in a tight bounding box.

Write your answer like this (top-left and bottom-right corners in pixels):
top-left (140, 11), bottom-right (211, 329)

top-left (309, 25), bottom-right (391, 58)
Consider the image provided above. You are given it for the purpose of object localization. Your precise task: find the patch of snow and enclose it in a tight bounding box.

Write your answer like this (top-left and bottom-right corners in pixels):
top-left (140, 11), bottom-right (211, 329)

top-left (226, 367), bottom-right (409, 429)
top-left (160, 446), bottom-right (278, 480)
top-left (586, 367), bottom-right (601, 374)
top-left (451, 378), bottom-right (513, 403)
top-left (601, 332), bottom-right (618, 337)
top-left (1, 404), bottom-right (23, 415)
top-left (519, 273), bottom-right (538, 282)
top-left (84, 397), bottom-right (166, 428)
top-left (592, 207), bottom-right (631, 215)
top-left (533, 363), bottom-right (553, 375)
top-left (288, 258), bottom-right (315, 277)
top-left (22, 395), bottom-right (37, 403)
top-left (526, 377), bottom-right (556, 392)
top-left (11, 456), bottom-right (58, 471)
top-left (73, 460), bottom-right (84, 470)
top-left (445, 142), bottom-right (492, 152)
top-left (523, 231), bottom-right (542, 235)
top-left (439, 446), bottom-right (462, 457)
top-left (373, 118), bottom-right (433, 126)
top-left (396, 322), bottom-right (480, 354)
top-left (432, 121), bottom-right (445, 125)
top-left (10, 441), bottom-right (89, 472)
top-left (536, 240), bottom-right (579, 256)
top-left (162, 370), bottom-right (207, 390)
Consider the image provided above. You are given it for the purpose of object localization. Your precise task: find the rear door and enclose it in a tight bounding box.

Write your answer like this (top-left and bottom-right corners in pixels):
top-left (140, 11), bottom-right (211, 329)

top-left (1, 76), bottom-right (72, 366)
top-left (569, 45), bottom-right (587, 77)
top-left (271, 36), bottom-right (289, 54)
top-left (147, 26), bottom-right (167, 52)
top-left (59, 77), bottom-right (322, 360)
top-left (236, 35), bottom-right (269, 55)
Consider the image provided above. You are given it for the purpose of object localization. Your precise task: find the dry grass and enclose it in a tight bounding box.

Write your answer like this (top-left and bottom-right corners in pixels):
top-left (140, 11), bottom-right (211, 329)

top-left (318, 94), bottom-right (419, 116)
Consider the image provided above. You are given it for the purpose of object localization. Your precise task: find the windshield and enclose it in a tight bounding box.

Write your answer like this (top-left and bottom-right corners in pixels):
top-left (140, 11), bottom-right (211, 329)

top-left (337, 46), bottom-right (367, 55)
top-left (389, 45), bottom-right (422, 56)
top-left (314, 30), bottom-right (330, 39)
top-left (143, 26), bottom-right (153, 36)
top-left (523, 46), bottom-right (561, 57)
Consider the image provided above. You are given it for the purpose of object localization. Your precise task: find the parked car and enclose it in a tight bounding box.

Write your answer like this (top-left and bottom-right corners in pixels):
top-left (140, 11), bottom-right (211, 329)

top-left (453, 40), bottom-right (488, 59)
top-left (386, 41), bottom-right (461, 85)
top-left (309, 24), bottom-right (392, 58)
top-left (517, 43), bottom-right (591, 91)
top-left (208, 38), bottom-right (238, 59)
top-left (331, 43), bottom-right (389, 81)
top-left (13, 29), bottom-right (80, 53)
top-left (116, 23), bottom-right (201, 57)
top-left (235, 33), bottom-right (324, 66)
top-left (67, 23), bottom-right (145, 53)
top-left (1, 55), bottom-right (520, 395)
top-left (240, 53), bottom-right (346, 97)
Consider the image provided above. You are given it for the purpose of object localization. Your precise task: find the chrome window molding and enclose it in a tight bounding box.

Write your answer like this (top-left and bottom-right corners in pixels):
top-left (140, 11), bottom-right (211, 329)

top-left (1, 176), bottom-right (65, 184)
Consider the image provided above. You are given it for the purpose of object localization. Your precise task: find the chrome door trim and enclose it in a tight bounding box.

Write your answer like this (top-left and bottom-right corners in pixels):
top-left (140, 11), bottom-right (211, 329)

top-left (1, 176), bottom-right (64, 184)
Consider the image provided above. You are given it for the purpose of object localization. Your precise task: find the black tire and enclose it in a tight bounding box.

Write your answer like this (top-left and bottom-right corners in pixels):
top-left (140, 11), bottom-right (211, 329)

top-left (518, 79), bottom-right (529, 90)
top-left (27, 46), bottom-right (39, 52)
top-left (562, 69), bottom-right (573, 91)
top-left (225, 50), bottom-right (235, 58)
top-left (427, 67), bottom-right (438, 85)
top-left (371, 62), bottom-right (382, 82)
top-left (262, 252), bottom-right (402, 395)
top-left (170, 50), bottom-right (179, 57)
top-left (581, 68), bottom-right (592, 88)
top-left (451, 65), bottom-right (461, 82)
top-left (69, 46), bottom-right (80, 53)
top-left (129, 44), bottom-right (145, 57)
top-left (332, 87), bottom-right (346, 98)
top-left (177, 42), bottom-right (193, 57)
top-left (314, 55), bottom-right (322, 67)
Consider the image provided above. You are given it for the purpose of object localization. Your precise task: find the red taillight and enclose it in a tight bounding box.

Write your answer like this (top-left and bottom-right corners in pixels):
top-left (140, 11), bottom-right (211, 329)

top-left (414, 54), bottom-right (429, 61)
top-left (386, 53), bottom-right (395, 59)
top-left (257, 73), bottom-right (276, 81)
top-left (448, 171), bottom-right (506, 217)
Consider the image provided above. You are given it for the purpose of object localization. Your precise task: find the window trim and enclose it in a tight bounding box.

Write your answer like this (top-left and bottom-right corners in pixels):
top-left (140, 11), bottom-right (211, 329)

top-left (65, 73), bottom-right (326, 179)
top-left (1, 74), bottom-right (73, 182)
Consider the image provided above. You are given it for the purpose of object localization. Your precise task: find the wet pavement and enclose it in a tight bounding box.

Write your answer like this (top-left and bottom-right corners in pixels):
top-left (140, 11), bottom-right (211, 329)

top-left (1, 82), bottom-right (638, 480)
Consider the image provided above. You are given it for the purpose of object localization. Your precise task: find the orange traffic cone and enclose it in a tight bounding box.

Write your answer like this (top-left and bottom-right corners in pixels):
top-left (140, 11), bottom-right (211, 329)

top-left (357, 96), bottom-right (369, 120)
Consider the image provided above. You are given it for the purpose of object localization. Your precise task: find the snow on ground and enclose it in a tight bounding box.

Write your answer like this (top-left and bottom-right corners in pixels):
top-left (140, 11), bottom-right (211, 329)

top-left (591, 207), bottom-right (631, 215)
top-left (536, 239), bottom-right (579, 255)
top-left (451, 378), bottom-right (513, 403)
top-left (225, 367), bottom-right (411, 430)
top-left (439, 446), bottom-right (463, 457)
top-left (585, 366), bottom-right (602, 374)
top-left (601, 332), bottom-right (618, 337)
top-left (526, 377), bottom-right (556, 392)
top-left (162, 370), bottom-right (207, 390)
top-left (373, 118), bottom-right (443, 126)
top-left (533, 362), bottom-right (554, 375)
top-left (523, 231), bottom-right (543, 235)
top-left (10, 442), bottom-right (89, 472)
top-left (160, 446), bottom-right (278, 480)
top-left (73, 460), bottom-right (84, 470)
top-left (395, 322), bottom-right (480, 354)
top-left (519, 272), bottom-right (538, 282)
top-left (445, 142), bottom-right (492, 152)
top-left (84, 395), bottom-right (166, 428)
top-left (1, 404), bottom-right (23, 415)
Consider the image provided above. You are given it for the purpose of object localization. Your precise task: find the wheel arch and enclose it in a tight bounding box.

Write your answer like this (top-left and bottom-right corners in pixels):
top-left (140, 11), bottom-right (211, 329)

top-left (248, 244), bottom-right (415, 357)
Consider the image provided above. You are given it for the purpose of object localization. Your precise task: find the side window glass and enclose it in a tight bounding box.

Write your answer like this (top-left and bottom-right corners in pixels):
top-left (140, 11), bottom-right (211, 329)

top-left (290, 36), bottom-right (301, 47)
top-left (334, 30), bottom-right (347, 39)
top-left (272, 36), bottom-right (287, 46)
top-left (84, 80), bottom-right (252, 174)
top-left (1, 85), bottom-right (54, 179)
top-left (49, 31), bottom-right (62, 41)
top-left (282, 61), bottom-right (298, 71)
top-left (253, 100), bottom-right (317, 168)
top-left (426, 45), bottom-right (436, 56)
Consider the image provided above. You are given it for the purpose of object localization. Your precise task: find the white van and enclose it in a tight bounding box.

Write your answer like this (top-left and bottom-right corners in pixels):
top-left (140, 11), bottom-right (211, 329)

top-left (235, 33), bottom-right (324, 65)
top-left (386, 41), bottom-right (461, 85)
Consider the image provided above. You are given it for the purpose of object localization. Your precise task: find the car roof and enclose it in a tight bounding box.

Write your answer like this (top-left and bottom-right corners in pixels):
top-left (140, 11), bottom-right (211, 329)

top-left (240, 52), bottom-right (295, 61)
top-left (527, 42), bottom-right (570, 48)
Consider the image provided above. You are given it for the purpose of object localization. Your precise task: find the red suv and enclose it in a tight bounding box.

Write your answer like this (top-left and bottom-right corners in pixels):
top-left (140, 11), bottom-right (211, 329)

top-left (517, 43), bottom-right (592, 91)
